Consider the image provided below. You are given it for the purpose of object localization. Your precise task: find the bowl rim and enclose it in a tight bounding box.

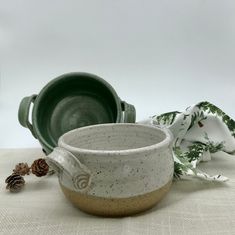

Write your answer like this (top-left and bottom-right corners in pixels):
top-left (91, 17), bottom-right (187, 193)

top-left (58, 123), bottom-right (173, 156)
top-left (32, 72), bottom-right (122, 151)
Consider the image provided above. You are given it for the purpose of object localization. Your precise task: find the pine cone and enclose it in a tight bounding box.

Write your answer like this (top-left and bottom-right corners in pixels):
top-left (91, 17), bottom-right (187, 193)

top-left (13, 163), bottom-right (31, 176)
top-left (31, 158), bottom-right (49, 177)
top-left (5, 174), bottom-right (25, 192)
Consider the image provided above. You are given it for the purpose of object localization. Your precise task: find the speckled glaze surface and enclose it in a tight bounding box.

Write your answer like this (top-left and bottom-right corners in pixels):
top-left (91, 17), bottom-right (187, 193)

top-left (46, 123), bottom-right (174, 216)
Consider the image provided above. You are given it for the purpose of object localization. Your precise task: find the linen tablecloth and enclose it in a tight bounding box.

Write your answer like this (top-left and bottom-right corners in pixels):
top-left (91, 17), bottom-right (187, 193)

top-left (1, 148), bottom-right (235, 235)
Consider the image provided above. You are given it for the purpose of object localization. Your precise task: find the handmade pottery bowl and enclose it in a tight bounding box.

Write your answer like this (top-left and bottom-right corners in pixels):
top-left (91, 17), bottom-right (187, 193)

top-left (18, 72), bottom-right (136, 154)
top-left (46, 123), bottom-right (174, 217)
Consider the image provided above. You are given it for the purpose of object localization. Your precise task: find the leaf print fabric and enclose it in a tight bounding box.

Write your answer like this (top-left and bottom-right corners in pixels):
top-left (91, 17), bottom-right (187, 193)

top-left (140, 101), bottom-right (235, 182)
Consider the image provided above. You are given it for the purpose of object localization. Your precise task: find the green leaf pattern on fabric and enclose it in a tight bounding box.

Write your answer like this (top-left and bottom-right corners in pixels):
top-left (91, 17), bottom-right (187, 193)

top-left (153, 111), bottom-right (180, 125)
top-left (198, 101), bottom-right (235, 137)
top-left (141, 101), bottom-right (235, 182)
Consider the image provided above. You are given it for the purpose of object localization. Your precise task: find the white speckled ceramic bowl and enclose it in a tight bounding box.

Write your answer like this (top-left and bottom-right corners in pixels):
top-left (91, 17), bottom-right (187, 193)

top-left (46, 123), bottom-right (174, 217)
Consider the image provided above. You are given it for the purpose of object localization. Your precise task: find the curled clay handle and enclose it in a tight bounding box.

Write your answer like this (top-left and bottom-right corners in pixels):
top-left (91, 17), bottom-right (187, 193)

top-left (46, 147), bottom-right (91, 191)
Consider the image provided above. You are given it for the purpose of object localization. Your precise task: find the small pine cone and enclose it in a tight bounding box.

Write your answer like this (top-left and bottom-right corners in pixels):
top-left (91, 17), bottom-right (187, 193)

top-left (5, 174), bottom-right (25, 193)
top-left (31, 158), bottom-right (49, 177)
top-left (13, 163), bottom-right (31, 176)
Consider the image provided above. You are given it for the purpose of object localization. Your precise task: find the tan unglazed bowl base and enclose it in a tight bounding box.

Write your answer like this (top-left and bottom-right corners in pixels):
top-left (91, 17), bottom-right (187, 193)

top-left (60, 180), bottom-right (172, 217)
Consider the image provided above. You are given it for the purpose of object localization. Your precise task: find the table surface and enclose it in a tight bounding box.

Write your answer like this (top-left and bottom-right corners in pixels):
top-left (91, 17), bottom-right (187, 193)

top-left (0, 149), bottom-right (235, 235)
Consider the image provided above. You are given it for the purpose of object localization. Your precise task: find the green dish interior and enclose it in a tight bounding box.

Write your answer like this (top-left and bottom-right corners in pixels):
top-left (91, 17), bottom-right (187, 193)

top-left (34, 74), bottom-right (118, 149)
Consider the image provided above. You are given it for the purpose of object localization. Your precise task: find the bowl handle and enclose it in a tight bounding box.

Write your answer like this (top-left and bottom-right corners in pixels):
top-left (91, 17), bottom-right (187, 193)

top-left (18, 95), bottom-right (38, 139)
top-left (46, 147), bottom-right (92, 192)
top-left (121, 101), bottom-right (136, 123)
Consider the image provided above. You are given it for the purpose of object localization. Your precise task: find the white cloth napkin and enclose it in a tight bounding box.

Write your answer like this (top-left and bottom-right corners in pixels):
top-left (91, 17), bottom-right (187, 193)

top-left (140, 101), bottom-right (235, 182)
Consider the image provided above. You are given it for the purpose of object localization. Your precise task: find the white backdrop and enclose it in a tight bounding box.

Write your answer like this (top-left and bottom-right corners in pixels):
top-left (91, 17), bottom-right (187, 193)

top-left (1, 0), bottom-right (235, 148)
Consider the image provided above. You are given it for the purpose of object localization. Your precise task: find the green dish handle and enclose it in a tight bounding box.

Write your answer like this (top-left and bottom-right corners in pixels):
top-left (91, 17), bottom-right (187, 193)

top-left (121, 101), bottom-right (136, 123)
top-left (18, 94), bottom-right (38, 139)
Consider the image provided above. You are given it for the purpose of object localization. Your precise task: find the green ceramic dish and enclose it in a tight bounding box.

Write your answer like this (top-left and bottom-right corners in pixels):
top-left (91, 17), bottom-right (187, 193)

top-left (18, 72), bottom-right (136, 154)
